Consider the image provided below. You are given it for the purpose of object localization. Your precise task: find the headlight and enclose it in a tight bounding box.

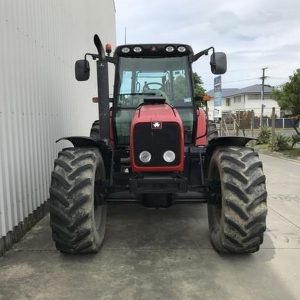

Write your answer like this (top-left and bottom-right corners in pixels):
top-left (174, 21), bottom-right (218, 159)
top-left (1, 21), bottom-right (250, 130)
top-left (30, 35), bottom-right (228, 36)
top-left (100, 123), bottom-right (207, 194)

top-left (139, 151), bottom-right (151, 163)
top-left (121, 47), bottom-right (130, 53)
top-left (177, 46), bottom-right (186, 53)
top-left (133, 46), bottom-right (142, 53)
top-left (163, 150), bottom-right (176, 163)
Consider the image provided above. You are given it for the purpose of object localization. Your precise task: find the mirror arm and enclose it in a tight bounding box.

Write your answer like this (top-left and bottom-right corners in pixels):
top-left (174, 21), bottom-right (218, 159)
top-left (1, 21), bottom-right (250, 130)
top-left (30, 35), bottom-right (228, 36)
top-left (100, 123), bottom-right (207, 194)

top-left (84, 53), bottom-right (99, 60)
top-left (193, 46), bottom-right (214, 62)
top-left (84, 53), bottom-right (116, 64)
top-left (107, 56), bottom-right (116, 64)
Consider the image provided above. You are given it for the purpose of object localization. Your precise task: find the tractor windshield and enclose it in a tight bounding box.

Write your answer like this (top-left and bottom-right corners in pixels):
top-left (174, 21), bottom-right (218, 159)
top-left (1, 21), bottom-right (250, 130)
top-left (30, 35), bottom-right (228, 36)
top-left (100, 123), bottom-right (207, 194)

top-left (117, 56), bottom-right (193, 107)
top-left (114, 56), bottom-right (194, 145)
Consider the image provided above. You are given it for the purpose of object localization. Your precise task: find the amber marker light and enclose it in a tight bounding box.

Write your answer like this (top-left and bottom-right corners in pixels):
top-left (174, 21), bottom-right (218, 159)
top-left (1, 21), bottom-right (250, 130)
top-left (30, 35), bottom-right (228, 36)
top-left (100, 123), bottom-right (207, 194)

top-left (105, 43), bottom-right (112, 55)
top-left (202, 95), bottom-right (212, 101)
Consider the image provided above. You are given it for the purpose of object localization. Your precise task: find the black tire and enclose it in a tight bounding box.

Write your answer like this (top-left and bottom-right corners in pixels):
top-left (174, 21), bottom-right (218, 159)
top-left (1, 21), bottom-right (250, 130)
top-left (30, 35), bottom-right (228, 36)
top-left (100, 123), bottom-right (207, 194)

top-left (49, 148), bottom-right (107, 254)
top-left (207, 122), bottom-right (218, 141)
top-left (207, 146), bottom-right (267, 253)
top-left (90, 120), bottom-right (100, 139)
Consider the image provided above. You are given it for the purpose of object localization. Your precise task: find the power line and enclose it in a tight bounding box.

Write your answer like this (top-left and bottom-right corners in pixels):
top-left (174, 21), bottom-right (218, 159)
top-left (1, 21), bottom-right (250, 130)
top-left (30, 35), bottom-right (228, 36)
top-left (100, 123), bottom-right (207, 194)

top-left (271, 76), bottom-right (288, 80)
top-left (205, 77), bottom-right (259, 86)
top-left (223, 77), bottom-right (259, 83)
top-left (223, 67), bottom-right (262, 73)
top-left (204, 75), bottom-right (288, 86)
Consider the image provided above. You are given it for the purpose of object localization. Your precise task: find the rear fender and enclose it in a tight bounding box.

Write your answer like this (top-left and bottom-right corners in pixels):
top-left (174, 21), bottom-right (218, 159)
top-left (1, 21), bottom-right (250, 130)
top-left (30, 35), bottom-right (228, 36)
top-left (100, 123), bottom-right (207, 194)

top-left (195, 108), bottom-right (207, 146)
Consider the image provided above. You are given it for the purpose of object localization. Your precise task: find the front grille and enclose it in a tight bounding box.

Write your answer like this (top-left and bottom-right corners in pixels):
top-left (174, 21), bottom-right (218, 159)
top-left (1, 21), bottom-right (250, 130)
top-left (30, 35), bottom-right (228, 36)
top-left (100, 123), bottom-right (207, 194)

top-left (134, 122), bottom-right (181, 166)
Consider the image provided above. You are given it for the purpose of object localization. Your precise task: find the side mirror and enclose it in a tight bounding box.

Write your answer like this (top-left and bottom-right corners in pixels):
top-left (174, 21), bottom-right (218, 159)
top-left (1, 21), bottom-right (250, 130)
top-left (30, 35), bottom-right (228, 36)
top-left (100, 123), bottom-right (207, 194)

top-left (75, 59), bottom-right (90, 81)
top-left (210, 52), bottom-right (227, 74)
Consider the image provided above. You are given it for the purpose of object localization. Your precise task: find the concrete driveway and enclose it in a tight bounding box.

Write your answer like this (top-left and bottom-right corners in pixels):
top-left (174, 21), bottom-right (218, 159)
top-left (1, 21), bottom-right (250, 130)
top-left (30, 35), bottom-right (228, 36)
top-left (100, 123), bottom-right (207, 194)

top-left (0, 154), bottom-right (300, 300)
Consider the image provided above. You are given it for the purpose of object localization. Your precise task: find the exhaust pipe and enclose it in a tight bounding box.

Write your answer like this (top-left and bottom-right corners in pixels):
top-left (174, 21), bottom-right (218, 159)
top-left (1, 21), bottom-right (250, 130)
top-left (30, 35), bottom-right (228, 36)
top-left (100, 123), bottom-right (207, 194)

top-left (94, 34), bottom-right (110, 143)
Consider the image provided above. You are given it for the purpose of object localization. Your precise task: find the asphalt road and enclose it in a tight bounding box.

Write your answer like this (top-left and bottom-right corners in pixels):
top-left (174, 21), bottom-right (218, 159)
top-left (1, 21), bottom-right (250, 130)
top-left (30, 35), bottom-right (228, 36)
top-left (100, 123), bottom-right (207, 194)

top-left (0, 154), bottom-right (300, 300)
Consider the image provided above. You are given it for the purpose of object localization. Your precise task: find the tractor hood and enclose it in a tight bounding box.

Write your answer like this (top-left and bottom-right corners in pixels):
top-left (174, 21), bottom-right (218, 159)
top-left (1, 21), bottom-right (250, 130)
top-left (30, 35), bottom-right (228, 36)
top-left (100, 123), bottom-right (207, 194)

top-left (134, 103), bottom-right (182, 124)
top-left (130, 103), bottom-right (185, 173)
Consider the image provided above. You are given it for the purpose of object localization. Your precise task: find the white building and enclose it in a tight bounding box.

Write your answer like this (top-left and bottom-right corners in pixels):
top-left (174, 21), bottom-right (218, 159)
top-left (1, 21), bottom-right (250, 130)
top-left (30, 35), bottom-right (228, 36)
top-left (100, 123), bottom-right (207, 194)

top-left (207, 84), bottom-right (281, 119)
top-left (207, 88), bottom-right (239, 120)
top-left (0, 0), bottom-right (116, 254)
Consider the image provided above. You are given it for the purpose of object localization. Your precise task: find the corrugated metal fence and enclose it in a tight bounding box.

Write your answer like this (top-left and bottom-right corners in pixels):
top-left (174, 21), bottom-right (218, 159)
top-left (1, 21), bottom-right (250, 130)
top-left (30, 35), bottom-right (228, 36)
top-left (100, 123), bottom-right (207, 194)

top-left (0, 0), bottom-right (116, 238)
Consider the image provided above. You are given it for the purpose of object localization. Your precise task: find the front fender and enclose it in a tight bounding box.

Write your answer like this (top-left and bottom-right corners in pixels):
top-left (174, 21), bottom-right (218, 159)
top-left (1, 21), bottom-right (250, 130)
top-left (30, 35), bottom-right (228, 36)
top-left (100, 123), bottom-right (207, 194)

top-left (57, 136), bottom-right (112, 181)
top-left (207, 136), bottom-right (255, 148)
top-left (56, 136), bottom-right (100, 147)
top-left (204, 136), bottom-right (256, 173)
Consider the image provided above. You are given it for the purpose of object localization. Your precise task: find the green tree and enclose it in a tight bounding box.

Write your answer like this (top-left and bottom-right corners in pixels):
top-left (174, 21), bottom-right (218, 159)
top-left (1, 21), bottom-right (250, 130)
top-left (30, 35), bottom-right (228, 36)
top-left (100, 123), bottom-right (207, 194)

top-left (272, 69), bottom-right (300, 115)
top-left (172, 72), bottom-right (206, 101)
top-left (193, 72), bottom-right (206, 97)
top-left (173, 75), bottom-right (187, 101)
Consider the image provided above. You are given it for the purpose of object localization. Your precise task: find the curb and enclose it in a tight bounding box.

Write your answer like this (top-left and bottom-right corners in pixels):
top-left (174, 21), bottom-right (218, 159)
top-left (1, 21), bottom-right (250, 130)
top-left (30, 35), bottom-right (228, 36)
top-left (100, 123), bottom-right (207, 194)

top-left (258, 150), bottom-right (300, 164)
top-left (0, 201), bottom-right (48, 257)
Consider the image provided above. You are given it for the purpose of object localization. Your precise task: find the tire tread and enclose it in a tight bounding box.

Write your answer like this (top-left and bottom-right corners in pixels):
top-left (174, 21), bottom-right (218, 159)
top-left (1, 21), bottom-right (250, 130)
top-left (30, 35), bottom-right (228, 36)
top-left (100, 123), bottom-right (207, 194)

top-left (208, 146), bottom-right (267, 254)
top-left (49, 148), bottom-right (106, 254)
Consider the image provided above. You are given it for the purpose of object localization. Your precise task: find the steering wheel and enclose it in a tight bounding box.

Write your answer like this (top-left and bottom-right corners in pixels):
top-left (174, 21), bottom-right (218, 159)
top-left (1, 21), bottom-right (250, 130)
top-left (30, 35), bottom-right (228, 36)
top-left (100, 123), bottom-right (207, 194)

top-left (143, 82), bottom-right (163, 91)
top-left (144, 89), bottom-right (169, 103)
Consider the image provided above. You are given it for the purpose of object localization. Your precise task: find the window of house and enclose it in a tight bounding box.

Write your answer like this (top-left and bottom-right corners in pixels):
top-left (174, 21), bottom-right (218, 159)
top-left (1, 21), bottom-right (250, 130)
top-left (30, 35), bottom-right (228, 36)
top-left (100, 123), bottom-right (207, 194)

top-left (248, 93), bottom-right (272, 100)
top-left (226, 98), bottom-right (231, 106)
top-left (265, 93), bottom-right (272, 99)
top-left (234, 96), bottom-right (241, 103)
top-left (248, 94), bottom-right (261, 100)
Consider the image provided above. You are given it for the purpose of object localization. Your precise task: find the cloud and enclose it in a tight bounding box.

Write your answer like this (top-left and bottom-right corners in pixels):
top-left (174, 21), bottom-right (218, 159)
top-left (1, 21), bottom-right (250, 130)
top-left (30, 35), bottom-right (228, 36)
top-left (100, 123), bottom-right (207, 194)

top-left (114, 0), bottom-right (300, 89)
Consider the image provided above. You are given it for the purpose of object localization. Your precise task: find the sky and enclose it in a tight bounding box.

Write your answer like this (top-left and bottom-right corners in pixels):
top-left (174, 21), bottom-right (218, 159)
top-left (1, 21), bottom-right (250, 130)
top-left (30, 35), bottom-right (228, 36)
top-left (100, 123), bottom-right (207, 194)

top-left (114, 0), bottom-right (300, 91)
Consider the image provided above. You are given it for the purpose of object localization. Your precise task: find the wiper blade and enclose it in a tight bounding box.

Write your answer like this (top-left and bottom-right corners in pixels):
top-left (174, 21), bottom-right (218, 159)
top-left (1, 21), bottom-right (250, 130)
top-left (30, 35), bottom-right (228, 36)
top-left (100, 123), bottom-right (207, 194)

top-left (118, 92), bottom-right (156, 96)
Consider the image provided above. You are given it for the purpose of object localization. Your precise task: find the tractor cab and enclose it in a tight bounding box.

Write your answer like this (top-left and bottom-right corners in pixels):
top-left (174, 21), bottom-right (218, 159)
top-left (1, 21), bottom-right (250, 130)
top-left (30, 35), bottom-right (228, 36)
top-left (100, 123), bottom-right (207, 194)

top-left (113, 44), bottom-right (195, 145)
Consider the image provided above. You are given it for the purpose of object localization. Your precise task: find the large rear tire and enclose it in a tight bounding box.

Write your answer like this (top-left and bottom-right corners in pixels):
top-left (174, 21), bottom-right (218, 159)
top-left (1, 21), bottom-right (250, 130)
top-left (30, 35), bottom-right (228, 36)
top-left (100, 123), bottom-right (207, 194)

top-left (207, 146), bottom-right (267, 253)
top-left (207, 121), bottom-right (218, 141)
top-left (49, 148), bottom-right (107, 254)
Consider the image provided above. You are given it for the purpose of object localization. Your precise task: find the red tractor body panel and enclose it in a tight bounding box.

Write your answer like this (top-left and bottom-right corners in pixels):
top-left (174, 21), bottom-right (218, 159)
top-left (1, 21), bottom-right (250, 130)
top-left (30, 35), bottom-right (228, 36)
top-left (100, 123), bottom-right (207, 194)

top-left (195, 108), bottom-right (208, 146)
top-left (130, 104), bottom-right (185, 173)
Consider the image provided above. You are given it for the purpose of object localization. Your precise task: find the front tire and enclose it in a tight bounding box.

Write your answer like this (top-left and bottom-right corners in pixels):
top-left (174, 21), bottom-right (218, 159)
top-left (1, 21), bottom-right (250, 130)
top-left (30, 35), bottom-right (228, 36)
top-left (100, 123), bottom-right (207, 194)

top-left (49, 148), bottom-right (107, 254)
top-left (207, 146), bottom-right (267, 253)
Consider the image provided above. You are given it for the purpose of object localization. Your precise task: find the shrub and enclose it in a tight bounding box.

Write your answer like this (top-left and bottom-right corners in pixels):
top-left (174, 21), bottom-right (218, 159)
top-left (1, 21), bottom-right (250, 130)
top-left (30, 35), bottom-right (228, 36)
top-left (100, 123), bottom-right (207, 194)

top-left (257, 127), bottom-right (271, 144)
top-left (291, 134), bottom-right (300, 149)
top-left (270, 134), bottom-right (292, 151)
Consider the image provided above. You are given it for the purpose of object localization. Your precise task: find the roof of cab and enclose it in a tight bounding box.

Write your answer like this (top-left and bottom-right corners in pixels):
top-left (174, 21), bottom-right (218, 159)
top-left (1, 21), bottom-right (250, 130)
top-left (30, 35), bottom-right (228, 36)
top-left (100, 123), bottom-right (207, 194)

top-left (114, 44), bottom-right (194, 58)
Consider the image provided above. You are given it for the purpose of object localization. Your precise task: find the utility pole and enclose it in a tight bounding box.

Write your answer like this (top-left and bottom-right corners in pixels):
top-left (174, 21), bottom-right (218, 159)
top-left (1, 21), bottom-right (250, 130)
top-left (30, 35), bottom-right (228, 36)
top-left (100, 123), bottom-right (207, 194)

top-left (124, 27), bottom-right (127, 44)
top-left (260, 67), bottom-right (268, 127)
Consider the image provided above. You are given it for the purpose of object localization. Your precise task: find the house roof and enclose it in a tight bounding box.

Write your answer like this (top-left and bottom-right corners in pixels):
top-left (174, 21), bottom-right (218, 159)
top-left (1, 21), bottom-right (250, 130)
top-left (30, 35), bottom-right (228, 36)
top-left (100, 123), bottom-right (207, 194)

top-left (207, 88), bottom-right (239, 97)
top-left (231, 84), bottom-right (273, 96)
top-left (207, 84), bottom-right (273, 98)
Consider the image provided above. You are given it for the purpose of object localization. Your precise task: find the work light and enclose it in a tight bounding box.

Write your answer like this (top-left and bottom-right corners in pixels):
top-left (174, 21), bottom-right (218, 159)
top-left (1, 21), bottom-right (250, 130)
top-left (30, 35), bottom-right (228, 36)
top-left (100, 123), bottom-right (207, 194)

top-left (121, 47), bottom-right (130, 53)
top-left (133, 46), bottom-right (142, 53)
top-left (177, 46), bottom-right (186, 53)
top-left (165, 46), bottom-right (175, 53)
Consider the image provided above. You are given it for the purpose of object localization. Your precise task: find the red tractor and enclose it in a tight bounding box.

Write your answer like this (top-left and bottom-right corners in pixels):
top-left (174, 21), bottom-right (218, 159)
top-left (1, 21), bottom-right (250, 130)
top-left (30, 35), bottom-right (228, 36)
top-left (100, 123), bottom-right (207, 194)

top-left (49, 35), bottom-right (267, 254)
